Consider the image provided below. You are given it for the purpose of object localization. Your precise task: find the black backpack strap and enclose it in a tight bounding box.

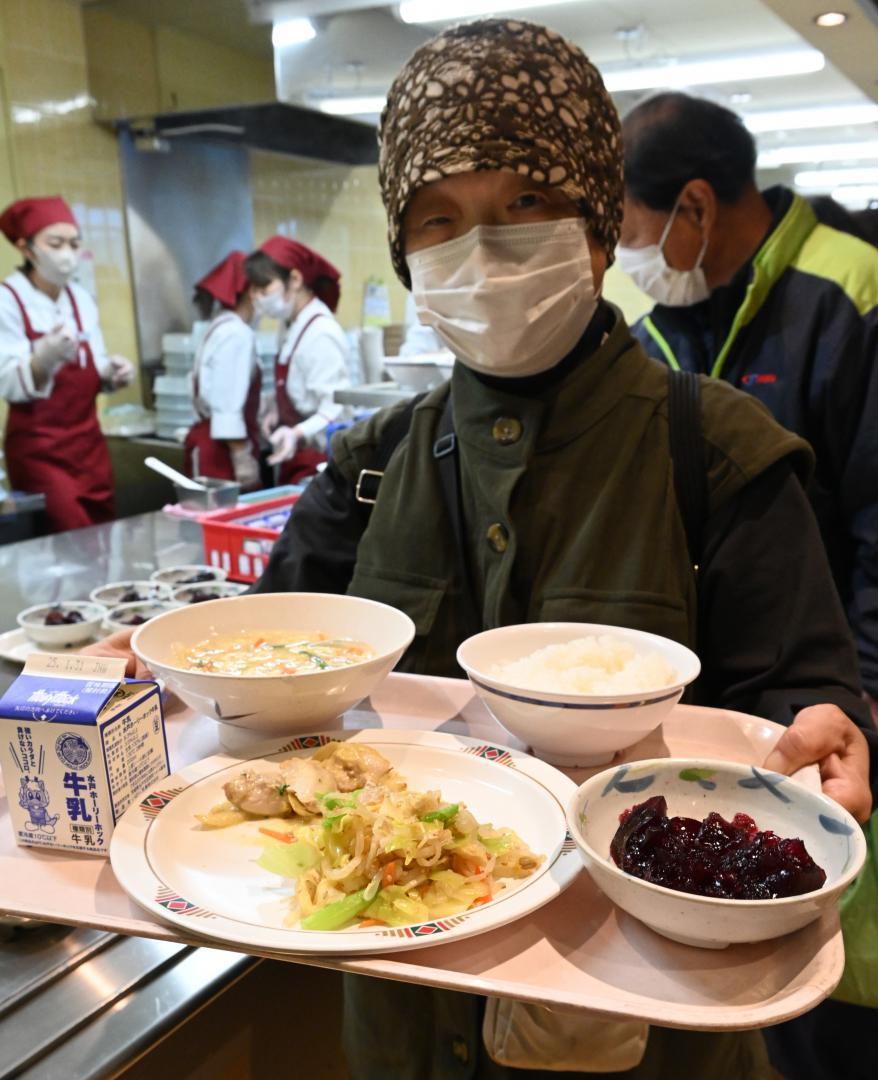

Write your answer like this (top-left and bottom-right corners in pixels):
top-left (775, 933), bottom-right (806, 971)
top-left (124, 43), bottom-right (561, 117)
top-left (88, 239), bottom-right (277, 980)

top-left (667, 369), bottom-right (707, 571)
top-left (354, 392), bottom-right (427, 507)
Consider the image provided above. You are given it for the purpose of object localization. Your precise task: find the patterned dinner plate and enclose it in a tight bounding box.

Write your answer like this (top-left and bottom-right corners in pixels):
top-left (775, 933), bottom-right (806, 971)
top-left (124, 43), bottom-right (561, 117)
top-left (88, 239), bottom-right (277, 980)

top-left (110, 729), bottom-right (580, 954)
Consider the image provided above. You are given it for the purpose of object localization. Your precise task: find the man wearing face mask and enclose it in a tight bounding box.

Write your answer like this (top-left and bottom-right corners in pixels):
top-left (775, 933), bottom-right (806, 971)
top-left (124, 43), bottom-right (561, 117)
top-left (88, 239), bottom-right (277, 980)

top-left (245, 236), bottom-right (349, 484)
top-left (0, 196), bottom-right (134, 532)
top-left (618, 93), bottom-right (878, 716)
top-left (90, 19), bottom-right (877, 1078)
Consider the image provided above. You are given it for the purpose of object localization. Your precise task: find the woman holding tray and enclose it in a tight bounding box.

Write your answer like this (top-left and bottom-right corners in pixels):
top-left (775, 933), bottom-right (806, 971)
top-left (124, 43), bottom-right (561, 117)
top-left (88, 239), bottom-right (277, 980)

top-left (90, 17), bottom-right (876, 1078)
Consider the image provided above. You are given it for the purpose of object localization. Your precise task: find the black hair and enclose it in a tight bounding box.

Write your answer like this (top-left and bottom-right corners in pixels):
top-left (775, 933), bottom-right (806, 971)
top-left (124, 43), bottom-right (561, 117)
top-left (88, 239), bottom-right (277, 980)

top-left (192, 286), bottom-right (217, 322)
top-left (243, 250), bottom-right (289, 288)
top-left (622, 92), bottom-right (757, 211)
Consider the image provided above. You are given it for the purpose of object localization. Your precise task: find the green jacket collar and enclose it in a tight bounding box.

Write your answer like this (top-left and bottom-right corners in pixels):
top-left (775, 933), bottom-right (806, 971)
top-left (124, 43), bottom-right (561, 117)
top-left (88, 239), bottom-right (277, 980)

top-left (706, 189), bottom-right (816, 377)
top-left (451, 305), bottom-right (644, 456)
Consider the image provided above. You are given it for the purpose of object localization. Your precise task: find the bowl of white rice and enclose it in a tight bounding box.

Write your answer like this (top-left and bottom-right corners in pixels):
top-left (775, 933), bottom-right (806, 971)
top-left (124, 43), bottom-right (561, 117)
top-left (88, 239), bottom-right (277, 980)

top-left (457, 624), bottom-right (700, 767)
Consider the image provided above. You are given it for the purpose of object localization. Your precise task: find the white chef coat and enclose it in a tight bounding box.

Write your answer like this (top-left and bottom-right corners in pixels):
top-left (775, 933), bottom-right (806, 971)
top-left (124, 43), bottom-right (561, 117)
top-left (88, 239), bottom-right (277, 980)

top-left (0, 270), bottom-right (110, 403)
top-left (279, 296), bottom-right (350, 445)
top-left (192, 311), bottom-right (259, 441)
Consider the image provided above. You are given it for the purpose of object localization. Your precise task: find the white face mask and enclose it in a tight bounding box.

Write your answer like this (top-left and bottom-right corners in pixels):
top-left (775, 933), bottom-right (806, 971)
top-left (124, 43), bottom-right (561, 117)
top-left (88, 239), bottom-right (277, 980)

top-left (406, 218), bottom-right (598, 378)
top-left (30, 243), bottom-right (80, 287)
top-left (616, 197), bottom-right (710, 307)
top-left (253, 286), bottom-right (293, 323)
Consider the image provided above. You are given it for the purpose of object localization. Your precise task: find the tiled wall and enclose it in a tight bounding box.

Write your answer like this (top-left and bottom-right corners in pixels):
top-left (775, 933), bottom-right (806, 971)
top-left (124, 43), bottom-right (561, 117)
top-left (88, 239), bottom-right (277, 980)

top-left (0, 0), bottom-right (648, 438)
top-left (250, 151), bottom-right (407, 331)
top-left (154, 25), bottom-right (274, 113)
top-left (0, 0), bottom-right (141, 406)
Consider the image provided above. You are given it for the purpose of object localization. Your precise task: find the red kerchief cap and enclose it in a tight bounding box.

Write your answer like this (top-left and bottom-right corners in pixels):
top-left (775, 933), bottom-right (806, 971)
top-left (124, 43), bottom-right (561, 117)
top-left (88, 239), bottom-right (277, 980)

top-left (259, 236), bottom-right (341, 313)
top-left (0, 196), bottom-right (78, 244)
top-left (195, 250), bottom-right (248, 310)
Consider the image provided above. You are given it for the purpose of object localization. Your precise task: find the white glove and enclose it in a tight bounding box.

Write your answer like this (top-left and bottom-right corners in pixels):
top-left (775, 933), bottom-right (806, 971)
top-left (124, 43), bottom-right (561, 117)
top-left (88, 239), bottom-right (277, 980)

top-left (108, 355), bottom-right (135, 389)
top-left (267, 425), bottom-right (299, 466)
top-left (32, 323), bottom-right (77, 382)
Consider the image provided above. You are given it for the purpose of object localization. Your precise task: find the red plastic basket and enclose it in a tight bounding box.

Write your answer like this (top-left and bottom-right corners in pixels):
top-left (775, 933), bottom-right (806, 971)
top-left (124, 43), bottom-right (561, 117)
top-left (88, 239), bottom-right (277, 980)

top-left (199, 494), bottom-right (300, 583)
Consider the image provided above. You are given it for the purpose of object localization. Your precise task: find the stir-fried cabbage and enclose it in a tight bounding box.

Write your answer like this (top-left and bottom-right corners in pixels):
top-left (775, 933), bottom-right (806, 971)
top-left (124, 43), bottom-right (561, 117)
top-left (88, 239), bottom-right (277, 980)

top-left (197, 744), bottom-right (545, 931)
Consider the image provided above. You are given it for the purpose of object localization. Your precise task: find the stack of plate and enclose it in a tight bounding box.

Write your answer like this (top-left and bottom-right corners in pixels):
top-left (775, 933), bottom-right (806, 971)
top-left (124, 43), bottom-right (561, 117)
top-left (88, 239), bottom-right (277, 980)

top-left (156, 333), bottom-right (198, 440)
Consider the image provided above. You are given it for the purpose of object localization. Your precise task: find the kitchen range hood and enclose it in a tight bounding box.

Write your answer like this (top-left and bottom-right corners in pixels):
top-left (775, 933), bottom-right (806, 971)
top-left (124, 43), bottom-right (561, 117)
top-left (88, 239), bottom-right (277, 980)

top-left (119, 100), bottom-right (378, 165)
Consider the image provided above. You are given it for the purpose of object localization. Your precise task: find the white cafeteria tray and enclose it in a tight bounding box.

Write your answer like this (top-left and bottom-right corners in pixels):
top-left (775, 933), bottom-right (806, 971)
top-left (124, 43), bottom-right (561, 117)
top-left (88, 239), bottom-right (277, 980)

top-left (0, 673), bottom-right (844, 1029)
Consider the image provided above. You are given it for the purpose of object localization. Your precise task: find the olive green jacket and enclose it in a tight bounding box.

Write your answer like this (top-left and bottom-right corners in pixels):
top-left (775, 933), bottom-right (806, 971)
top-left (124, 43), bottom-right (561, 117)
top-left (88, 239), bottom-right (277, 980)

top-left (332, 308), bottom-right (810, 677)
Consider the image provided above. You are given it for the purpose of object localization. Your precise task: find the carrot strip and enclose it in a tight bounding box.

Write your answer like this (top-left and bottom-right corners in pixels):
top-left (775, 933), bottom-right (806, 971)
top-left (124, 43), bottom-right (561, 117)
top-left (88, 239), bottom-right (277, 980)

top-left (452, 855), bottom-right (484, 876)
top-left (259, 827), bottom-right (295, 843)
top-left (382, 860), bottom-right (401, 887)
top-left (358, 918), bottom-right (387, 928)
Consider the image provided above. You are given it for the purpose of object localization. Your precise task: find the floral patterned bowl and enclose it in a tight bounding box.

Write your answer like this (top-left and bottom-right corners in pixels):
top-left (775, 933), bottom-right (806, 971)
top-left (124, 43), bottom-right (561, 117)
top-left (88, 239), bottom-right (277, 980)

top-left (567, 757), bottom-right (866, 949)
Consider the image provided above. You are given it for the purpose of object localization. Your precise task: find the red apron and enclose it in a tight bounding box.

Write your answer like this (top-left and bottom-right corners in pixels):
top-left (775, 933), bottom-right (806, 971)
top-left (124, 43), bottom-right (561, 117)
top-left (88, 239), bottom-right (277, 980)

top-left (183, 316), bottom-right (262, 482)
top-left (274, 311), bottom-right (328, 485)
top-left (3, 282), bottom-right (114, 533)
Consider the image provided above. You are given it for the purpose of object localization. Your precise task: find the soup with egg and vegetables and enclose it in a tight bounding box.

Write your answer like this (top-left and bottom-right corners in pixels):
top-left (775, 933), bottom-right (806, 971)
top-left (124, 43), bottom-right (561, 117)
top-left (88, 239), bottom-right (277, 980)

top-left (175, 630), bottom-right (375, 676)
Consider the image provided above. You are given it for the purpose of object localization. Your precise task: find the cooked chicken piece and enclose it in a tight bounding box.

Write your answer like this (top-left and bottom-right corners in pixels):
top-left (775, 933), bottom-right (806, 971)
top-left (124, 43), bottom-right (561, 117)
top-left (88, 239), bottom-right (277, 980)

top-left (277, 757), bottom-right (338, 815)
top-left (223, 768), bottom-right (290, 817)
top-left (322, 743), bottom-right (393, 792)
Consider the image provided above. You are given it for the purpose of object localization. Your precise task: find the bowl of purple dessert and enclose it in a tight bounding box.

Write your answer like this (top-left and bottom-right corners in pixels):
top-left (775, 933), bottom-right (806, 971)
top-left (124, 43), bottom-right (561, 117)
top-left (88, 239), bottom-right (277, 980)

top-left (171, 581), bottom-right (248, 605)
top-left (567, 757), bottom-right (866, 948)
top-left (89, 580), bottom-right (174, 608)
top-left (17, 601), bottom-right (106, 647)
top-left (104, 600), bottom-right (178, 633)
top-left (149, 565), bottom-right (227, 588)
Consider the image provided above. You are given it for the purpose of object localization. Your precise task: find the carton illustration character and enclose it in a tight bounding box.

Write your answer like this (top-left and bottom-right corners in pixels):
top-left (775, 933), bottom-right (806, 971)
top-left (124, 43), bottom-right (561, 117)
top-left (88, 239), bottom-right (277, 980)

top-left (18, 777), bottom-right (59, 832)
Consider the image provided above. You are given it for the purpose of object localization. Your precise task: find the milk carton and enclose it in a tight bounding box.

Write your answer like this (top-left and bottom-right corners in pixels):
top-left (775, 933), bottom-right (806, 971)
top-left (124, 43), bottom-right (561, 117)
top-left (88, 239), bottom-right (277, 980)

top-left (0, 653), bottom-right (169, 855)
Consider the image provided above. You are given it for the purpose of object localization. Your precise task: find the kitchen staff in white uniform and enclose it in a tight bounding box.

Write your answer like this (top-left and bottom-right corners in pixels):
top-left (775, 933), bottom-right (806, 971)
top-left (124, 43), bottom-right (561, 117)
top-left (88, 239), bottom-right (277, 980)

top-left (0, 195), bottom-right (134, 532)
top-left (245, 236), bottom-right (350, 484)
top-left (184, 251), bottom-right (261, 490)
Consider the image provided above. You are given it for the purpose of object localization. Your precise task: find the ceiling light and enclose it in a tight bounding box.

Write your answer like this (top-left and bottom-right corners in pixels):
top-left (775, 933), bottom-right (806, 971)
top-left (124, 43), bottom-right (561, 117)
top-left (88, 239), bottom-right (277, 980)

top-left (830, 184), bottom-right (878, 206)
top-left (795, 166), bottom-right (878, 189)
top-left (729, 92), bottom-right (752, 105)
top-left (272, 18), bottom-right (316, 48)
top-left (814, 11), bottom-right (848, 28)
top-left (399, 0), bottom-right (585, 21)
top-left (744, 102), bottom-right (878, 133)
top-left (316, 95), bottom-right (387, 116)
top-left (602, 48), bottom-right (824, 93)
top-left (758, 140), bottom-right (878, 168)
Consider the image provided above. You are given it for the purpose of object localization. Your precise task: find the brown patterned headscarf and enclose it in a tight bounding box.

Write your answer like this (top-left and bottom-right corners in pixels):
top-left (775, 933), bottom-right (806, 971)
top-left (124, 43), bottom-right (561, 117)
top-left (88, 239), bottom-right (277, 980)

top-left (378, 18), bottom-right (623, 285)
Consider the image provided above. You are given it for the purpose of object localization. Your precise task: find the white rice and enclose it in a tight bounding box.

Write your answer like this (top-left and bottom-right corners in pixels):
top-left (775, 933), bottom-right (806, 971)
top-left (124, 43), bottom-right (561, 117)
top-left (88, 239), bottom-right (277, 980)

top-left (493, 635), bottom-right (677, 695)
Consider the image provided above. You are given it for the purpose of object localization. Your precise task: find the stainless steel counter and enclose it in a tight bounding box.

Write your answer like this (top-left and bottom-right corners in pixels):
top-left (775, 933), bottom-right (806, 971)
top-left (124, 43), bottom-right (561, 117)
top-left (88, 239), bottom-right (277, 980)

top-left (0, 512), bottom-right (249, 1079)
top-left (0, 923), bottom-right (255, 1079)
top-left (0, 511), bottom-right (202, 696)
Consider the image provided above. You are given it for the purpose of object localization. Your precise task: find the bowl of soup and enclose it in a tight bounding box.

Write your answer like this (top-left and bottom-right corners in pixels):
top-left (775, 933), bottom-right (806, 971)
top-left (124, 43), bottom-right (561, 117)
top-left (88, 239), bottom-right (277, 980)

top-left (131, 593), bottom-right (415, 745)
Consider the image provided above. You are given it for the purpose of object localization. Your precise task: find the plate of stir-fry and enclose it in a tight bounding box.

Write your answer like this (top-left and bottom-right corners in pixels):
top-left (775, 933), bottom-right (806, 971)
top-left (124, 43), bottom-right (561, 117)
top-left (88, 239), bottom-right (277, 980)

top-left (110, 729), bottom-right (580, 954)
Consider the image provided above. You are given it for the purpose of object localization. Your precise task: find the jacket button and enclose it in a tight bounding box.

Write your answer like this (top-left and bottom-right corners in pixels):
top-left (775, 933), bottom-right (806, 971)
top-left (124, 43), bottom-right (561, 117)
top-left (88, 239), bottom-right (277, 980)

top-left (451, 1037), bottom-right (470, 1064)
top-left (486, 523), bottom-right (509, 553)
top-left (492, 416), bottom-right (522, 445)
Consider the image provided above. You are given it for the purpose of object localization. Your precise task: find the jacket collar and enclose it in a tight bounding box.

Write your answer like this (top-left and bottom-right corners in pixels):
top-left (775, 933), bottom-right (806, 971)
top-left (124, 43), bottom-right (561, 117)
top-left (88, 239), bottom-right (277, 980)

top-left (645, 187), bottom-right (818, 379)
top-left (450, 303), bottom-right (645, 456)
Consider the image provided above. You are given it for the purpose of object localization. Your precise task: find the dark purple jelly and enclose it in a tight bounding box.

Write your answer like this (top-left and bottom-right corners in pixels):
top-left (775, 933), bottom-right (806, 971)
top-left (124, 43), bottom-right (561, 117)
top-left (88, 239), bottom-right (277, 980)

top-left (118, 588), bottom-right (144, 603)
top-left (44, 606), bottom-right (84, 626)
top-left (178, 571), bottom-right (214, 584)
top-left (119, 613), bottom-right (149, 626)
top-left (610, 795), bottom-right (826, 900)
top-left (186, 589), bottom-right (220, 603)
